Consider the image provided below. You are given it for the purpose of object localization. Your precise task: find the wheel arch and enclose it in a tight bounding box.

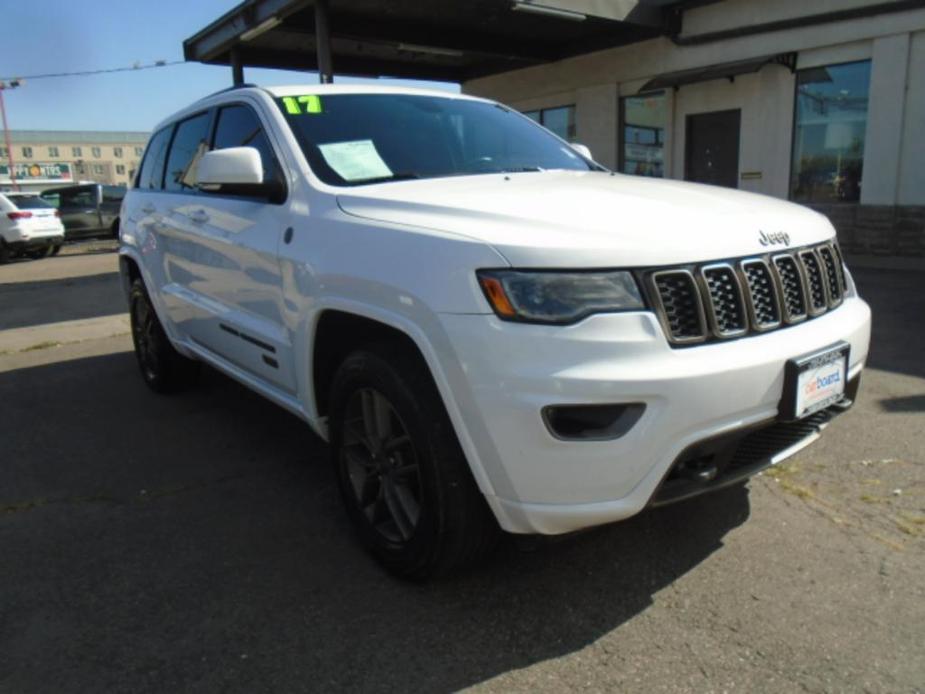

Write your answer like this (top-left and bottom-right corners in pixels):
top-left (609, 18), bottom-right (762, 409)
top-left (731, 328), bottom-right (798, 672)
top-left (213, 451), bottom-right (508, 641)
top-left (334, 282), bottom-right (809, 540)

top-left (308, 305), bottom-right (499, 499)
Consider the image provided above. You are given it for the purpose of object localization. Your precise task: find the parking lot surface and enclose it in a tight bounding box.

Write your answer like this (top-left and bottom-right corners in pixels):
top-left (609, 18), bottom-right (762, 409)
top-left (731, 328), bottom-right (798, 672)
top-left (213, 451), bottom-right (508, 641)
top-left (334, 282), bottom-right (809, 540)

top-left (1, 250), bottom-right (923, 693)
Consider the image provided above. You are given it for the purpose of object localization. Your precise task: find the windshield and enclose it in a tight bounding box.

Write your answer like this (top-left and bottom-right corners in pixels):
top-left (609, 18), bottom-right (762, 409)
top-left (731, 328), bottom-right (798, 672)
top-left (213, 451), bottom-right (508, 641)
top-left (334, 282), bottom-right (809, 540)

top-left (276, 93), bottom-right (599, 186)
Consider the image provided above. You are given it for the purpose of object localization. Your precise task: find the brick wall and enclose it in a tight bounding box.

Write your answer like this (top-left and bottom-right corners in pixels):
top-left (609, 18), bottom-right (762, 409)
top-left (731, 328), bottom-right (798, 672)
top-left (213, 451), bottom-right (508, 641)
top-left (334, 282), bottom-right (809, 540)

top-left (811, 204), bottom-right (925, 258)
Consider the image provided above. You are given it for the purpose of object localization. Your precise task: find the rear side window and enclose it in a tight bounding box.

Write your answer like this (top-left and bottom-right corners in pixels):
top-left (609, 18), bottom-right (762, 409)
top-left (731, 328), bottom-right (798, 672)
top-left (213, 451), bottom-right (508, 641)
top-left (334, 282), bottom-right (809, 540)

top-left (164, 112), bottom-right (211, 192)
top-left (212, 105), bottom-right (281, 184)
top-left (59, 188), bottom-right (97, 208)
top-left (102, 185), bottom-right (125, 203)
top-left (39, 191), bottom-right (60, 207)
top-left (137, 126), bottom-right (172, 190)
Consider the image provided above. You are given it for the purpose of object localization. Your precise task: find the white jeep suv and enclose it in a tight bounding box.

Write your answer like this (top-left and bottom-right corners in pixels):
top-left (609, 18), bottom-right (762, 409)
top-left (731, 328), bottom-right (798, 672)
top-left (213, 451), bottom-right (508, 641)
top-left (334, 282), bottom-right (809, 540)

top-left (120, 84), bottom-right (871, 578)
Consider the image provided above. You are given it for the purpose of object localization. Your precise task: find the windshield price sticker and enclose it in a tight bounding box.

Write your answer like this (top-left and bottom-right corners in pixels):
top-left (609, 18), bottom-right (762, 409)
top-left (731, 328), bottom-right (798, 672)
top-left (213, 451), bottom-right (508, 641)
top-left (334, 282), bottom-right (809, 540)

top-left (282, 95), bottom-right (323, 115)
top-left (318, 139), bottom-right (393, 182)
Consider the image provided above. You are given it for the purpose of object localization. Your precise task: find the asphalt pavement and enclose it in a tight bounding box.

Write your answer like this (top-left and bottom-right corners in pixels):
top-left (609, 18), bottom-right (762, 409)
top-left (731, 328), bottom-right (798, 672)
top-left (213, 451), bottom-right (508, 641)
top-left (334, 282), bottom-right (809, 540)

top-left (1, 249), bottom-right (923, 693)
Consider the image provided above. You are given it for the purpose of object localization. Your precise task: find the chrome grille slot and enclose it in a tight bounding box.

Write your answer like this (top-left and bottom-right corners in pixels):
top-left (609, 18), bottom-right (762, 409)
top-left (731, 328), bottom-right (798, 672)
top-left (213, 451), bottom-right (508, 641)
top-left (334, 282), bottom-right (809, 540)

top-left (818, 245), bottom-right (844, 306)
top-left (652, 270), bottom-right (706, 343)
top-left (740, 259), bottom-right (781, 330)
top-left (772, 254), bottom-right (808, 323)
top-left (700, 264), bottom-right (747, 337)
top-left (831, 243), bottom-right (848, 293)
top-left (798, 250), bottom-right (828, 315)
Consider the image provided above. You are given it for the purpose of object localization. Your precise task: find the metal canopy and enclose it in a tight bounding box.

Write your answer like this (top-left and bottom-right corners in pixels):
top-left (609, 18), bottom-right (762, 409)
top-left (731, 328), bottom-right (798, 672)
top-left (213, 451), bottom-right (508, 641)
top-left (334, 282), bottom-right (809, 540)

top-left (639, 52), bottom-right (797, 91)
top-left (183, 0), bottom-right (691, 84)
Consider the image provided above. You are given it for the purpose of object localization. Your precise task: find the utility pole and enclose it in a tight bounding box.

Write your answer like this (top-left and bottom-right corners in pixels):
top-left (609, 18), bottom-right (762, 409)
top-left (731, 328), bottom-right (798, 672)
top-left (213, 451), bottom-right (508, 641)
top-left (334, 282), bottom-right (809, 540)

top-left (0, 80), bottom-right (21, 192)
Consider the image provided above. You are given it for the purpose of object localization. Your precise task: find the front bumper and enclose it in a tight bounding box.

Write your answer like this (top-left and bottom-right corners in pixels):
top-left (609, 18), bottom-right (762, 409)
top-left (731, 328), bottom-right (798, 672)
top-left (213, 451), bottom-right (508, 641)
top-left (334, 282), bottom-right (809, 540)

top-left (437, 296), bottom-right (871, 534)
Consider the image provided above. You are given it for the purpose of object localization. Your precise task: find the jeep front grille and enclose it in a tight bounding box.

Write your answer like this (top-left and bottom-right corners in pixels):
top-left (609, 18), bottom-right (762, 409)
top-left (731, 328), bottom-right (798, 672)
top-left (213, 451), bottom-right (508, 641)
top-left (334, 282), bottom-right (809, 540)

top-left (648, 241), bottom-right (848, 346)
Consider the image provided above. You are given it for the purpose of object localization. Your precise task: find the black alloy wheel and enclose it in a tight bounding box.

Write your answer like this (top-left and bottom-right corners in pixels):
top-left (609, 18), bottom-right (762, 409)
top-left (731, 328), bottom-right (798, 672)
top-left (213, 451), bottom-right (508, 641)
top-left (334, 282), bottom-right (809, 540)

top-left (329, 346), bottom-right (499, 579)
top-left (128, 278), bottom-right (199, 393)
top-left (341, 387), bottom-right (423, 543)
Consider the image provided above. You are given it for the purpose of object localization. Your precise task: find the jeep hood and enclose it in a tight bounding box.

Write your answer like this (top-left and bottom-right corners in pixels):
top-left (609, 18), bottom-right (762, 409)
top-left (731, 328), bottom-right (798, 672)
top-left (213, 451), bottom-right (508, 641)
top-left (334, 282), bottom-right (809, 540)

top-left (335, 171), bottom-right (835, 268)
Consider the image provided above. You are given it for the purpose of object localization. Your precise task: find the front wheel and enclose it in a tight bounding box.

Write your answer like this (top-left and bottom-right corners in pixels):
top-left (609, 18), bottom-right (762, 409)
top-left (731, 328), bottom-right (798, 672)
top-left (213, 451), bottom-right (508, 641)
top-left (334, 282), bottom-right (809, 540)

top-left (49, 244), bottom-right (62, 256)
top-left (129, 278), bottom-right (200, 393)
top-left (329, 345), bottom-right (499, 579)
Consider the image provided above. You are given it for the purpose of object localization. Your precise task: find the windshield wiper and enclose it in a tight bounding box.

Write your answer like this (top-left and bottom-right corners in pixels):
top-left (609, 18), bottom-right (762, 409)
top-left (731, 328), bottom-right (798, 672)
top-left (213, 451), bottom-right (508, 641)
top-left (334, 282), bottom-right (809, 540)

top-left (357, 172), bottom-right (422, 185)
top-left (495, 166), bottom-right (545, 173)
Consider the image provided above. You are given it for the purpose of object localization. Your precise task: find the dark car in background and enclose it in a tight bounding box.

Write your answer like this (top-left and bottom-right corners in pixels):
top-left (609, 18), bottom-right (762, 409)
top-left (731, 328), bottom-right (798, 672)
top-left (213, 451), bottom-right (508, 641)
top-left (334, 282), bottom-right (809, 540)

top-left (40, 183), bottom-right (124, 243)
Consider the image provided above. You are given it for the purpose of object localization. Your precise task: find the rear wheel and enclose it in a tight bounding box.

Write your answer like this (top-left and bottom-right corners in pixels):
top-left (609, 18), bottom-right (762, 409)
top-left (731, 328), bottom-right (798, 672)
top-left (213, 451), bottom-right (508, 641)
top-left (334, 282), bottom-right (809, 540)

top-left (329, 345), bottom-right (499, 579)
top-left (129, 278), bottom-right (200, 393)
top-left (25, 247), bottom-right (51, 260)
top-left (49, 244), bottom-right (62, 256)
top-left (0, 241), bottom-right (10, 264)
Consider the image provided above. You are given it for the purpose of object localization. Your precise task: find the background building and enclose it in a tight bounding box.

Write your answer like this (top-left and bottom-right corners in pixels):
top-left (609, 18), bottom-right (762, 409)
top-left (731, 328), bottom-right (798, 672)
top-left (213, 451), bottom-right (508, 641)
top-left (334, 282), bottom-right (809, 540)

top-left (1, 130), bottom-right (149, 192)
top-left (464, 0), bottom-right (925, 263)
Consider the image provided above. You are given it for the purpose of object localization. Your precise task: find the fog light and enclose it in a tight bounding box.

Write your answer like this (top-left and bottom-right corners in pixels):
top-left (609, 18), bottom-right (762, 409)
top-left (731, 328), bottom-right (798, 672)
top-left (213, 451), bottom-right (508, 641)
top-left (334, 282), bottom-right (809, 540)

top-left (542, 403), bottom-right (645, 441)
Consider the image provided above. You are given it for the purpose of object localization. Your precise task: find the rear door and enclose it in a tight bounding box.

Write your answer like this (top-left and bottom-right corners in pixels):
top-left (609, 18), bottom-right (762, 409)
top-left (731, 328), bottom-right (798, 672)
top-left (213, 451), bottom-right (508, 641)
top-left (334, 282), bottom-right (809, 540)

top-left (123, 124), bottom-right (172, 296)
top-left (56, 185), bottom-right (103, 239)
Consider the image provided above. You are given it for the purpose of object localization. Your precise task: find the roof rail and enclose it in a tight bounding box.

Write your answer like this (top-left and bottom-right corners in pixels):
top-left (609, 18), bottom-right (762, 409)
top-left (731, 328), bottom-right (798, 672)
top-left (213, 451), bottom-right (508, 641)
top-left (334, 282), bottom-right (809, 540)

top-left (196, 82), bottom-right (260, 102)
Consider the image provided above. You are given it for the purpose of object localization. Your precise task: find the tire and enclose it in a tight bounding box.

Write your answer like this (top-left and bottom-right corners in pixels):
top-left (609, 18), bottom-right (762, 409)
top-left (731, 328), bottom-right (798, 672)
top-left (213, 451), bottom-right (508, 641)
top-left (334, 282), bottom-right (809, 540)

top-left (49, 244), bottom-right (62, 256)
top-left (129, 278), bottom-right (200, 393)
top-left (0, 241), bottom-right (10, 264)
top-left (328, 344), bottom-right (499, 579)
top-left (26, 247), bottom-right (51, 260)
top-left (111, 219), bottom-right (120, 240)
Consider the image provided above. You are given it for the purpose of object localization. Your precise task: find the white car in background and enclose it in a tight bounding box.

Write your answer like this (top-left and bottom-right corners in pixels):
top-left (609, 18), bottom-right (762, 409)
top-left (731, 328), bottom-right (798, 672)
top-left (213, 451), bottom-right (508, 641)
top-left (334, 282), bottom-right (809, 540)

top-left (119, 84), bottom-right (871, 578)
top-left (0, 192), bottom-right (66, 263)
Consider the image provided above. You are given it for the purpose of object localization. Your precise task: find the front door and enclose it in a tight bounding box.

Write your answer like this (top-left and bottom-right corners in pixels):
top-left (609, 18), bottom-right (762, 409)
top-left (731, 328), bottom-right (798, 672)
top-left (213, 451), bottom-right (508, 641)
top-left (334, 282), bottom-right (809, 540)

top-left (158, 103), bottom-right (296, 395)
top-left (685, 109), bottom-right (741, 189)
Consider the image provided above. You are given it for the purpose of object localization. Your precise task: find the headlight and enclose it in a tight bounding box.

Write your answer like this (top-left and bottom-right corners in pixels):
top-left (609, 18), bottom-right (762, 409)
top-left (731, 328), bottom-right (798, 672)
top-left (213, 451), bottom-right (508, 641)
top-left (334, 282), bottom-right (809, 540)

top-left (477, 269), bottom-right (645, 325)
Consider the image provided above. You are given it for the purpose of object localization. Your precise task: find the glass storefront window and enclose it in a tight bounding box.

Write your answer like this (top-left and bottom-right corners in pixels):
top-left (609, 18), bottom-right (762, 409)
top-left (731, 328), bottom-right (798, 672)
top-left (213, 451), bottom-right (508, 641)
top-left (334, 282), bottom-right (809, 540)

top-left (790, 60), bottom-right (871, 203)
top-left (522, 105), bottom-right (576, 142)
top-left (621, 92), bottom-right (667, 177)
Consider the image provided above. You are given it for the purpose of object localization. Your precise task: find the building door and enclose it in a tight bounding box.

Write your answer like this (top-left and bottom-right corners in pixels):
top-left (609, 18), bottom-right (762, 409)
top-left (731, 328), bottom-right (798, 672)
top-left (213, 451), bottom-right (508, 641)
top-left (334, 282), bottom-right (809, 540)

top-left (685, 109), bottom-right (741, 188)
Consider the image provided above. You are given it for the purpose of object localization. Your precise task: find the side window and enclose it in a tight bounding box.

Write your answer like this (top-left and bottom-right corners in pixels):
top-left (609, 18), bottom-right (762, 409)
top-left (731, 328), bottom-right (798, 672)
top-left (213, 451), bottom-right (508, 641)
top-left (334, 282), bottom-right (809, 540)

top-left (137, 126), bottom-right (172, 190)
top-left (164, 112), bottom-right (211, 192)
top-left (59, 188), bottom-right (97, 208)
top-left (102, 185), bottom-right (124, 203)
top-left (212, 105), bottom-right (281, 184)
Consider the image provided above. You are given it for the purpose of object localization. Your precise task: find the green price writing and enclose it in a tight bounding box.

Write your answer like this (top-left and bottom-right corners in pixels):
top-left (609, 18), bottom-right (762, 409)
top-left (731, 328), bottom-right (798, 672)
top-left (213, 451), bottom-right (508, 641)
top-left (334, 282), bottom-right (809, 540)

top-left (282, 95), bottom-right (323, 115)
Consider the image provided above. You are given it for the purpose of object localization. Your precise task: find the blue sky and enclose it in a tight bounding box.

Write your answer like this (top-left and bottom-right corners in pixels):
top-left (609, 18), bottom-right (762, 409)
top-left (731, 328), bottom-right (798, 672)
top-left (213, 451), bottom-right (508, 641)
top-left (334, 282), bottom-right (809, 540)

top-left (0, 0), bottom-right (458, 133)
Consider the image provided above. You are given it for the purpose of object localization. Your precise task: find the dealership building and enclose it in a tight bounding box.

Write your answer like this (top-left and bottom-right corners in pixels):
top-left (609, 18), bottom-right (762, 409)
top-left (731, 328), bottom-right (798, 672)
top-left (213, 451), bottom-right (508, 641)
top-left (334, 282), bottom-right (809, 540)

top-left (179, 0), bottom-right (925, 264)
top-left (1, 130), bottom-right (149, 192)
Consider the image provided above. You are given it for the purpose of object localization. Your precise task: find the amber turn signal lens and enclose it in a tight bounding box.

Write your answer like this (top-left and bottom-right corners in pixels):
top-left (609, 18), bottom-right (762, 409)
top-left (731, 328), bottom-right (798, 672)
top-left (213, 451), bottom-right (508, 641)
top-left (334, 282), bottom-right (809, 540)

top-left (478, 275), bottom-right (517, 318)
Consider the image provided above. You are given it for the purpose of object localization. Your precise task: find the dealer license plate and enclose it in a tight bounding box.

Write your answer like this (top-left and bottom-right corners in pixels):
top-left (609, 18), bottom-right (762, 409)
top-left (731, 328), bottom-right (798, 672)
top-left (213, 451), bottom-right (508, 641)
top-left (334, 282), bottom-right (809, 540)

top-left (781, 343), bottom-right (849, 420)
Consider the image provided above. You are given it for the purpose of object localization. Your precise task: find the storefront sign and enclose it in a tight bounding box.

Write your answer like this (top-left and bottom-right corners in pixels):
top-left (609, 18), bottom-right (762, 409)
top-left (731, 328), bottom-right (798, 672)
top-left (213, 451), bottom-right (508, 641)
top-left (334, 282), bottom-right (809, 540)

top-left (0, 162), bottom-right (73, 183)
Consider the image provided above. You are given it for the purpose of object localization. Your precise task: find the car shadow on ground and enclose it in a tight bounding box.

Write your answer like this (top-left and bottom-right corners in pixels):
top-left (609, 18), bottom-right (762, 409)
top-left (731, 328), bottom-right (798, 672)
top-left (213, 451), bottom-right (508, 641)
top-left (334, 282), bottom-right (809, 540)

top-left (853, 267), bottom-right (925, 380)
top-left (1, 350), bottom-right (750, 692)
top-left (0, 271), bottom-right (125, 330)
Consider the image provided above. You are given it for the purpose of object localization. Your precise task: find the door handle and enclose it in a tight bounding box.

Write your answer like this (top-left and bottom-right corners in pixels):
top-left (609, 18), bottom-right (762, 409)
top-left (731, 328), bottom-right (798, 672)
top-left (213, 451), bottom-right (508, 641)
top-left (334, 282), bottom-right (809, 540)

top-left (189, 209), bottom-right (209, 224)
top-left (140, 204), bottom-right (156, 214)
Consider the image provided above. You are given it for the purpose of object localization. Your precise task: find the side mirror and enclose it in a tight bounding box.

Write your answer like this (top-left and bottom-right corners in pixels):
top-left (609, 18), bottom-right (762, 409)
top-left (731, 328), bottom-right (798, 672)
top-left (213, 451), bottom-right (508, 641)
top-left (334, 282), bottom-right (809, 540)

top-left (197, 147), bottom-right (285, 202)
top-left (571, 143), bottom-right (592, 160)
